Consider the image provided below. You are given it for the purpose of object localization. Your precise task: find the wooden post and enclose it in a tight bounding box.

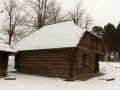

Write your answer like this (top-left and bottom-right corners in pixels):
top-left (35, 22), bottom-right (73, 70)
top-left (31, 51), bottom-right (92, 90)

top-left (66, 48), bottom-right (77, 81)
top-left (95, 54), bottom-right (100, 72)
top-left (15, 53), bottom-right (19, 69)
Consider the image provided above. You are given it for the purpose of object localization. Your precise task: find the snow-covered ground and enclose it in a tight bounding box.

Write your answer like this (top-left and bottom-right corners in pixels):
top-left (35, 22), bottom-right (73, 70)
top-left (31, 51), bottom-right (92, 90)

top-left (1, 61), bottom-right (120, 90)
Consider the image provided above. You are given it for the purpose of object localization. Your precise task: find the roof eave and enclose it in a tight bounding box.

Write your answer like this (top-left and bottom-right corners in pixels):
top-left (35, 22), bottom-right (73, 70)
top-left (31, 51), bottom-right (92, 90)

top-left (77, 46), bottom-right (106, 56)
top-left (0, 50), bottom-right (17, 53)
top-left (16, 47), bottom-right (77, 52)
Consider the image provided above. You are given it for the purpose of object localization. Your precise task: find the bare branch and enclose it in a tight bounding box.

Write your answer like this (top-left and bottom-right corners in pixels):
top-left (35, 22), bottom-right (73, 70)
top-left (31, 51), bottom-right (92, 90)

top-left (68, 0), bottom-right (85, 27)
top-left (2, 0), bottom-right (26, 45)
top-left (84, 13), bottom-right (93, 29)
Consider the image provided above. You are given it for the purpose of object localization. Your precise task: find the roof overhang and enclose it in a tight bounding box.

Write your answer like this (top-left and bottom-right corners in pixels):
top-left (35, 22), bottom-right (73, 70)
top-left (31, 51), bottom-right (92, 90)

top-left (78, 46), bottom-right (106, 56)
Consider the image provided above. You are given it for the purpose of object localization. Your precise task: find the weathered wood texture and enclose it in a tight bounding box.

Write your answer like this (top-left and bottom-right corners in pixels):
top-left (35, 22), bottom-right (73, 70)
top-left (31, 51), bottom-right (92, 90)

top-left (0, 52), bottom-right (9, 76)
top-left (15, 47), bottom-right (101, 79)
top-left (15, 31), bottom-right (105, 79)
top-left (15, 48), bottom-right (74, 78)
top-left (79, 31), bottom-right (105, 54)
top-left (75, 48), bottom-right (97, 78)
top-left (75, 32), bottom-right (103, 78)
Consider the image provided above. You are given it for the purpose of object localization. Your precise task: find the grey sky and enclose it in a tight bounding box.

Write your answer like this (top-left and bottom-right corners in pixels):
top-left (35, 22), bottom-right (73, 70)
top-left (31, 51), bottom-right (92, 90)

top-left (0, 0), bottom-right (120, 27)
top-left (58, 0), bottom-right (120, 27)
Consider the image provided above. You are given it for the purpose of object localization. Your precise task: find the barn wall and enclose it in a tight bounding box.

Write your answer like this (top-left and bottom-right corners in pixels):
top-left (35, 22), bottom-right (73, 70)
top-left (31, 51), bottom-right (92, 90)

top-left (0, 52), bottom-right (9, 76)
top-left (75, 48), bottom-right (97, 78)
top-left (15, 48), bottom-right (102, 79)
top-left (79, 31), bottom-right (105, 54)
top-left (15, 48), bottom-right (74, 78)
top-left (74, 32), bottom-right (106, 78)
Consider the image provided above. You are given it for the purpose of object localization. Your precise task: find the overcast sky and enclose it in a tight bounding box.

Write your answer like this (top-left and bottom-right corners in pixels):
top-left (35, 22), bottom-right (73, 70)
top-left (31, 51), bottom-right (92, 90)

top-left (58, 0), bottom-right (120, 27)
top-left (0, 0), bottom-right (120, 27)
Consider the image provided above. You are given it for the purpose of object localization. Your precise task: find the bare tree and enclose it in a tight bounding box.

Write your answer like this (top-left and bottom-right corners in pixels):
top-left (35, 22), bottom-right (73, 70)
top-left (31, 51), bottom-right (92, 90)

top-left (46, 0), bottom-right (65, 24)
top-left (84, 13), bottom-right (93, 30)
top-left (26, 0), bottom-right (49, 29)
top-left (69, 0), bottom-right (85, 27)
top-left (2, 0), bottom-right (26, 45)
top-left (26, 0), bottom-right (64, 29)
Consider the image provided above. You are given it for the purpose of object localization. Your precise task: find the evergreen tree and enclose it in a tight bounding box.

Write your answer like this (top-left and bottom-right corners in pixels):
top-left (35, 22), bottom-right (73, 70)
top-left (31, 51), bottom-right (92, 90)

top-left (116, 23), bottom-right (120, 60)
top-left (104, 23), bottom-right (116, 60)
top-left (92, 26), bottom-right (104, 38)
top-left (92, 23), bottom-right (120, 61)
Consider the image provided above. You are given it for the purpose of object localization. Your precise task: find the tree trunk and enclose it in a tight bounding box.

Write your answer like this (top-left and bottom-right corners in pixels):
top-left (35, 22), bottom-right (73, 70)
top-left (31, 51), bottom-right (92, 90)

top-left (8, 35), bottom-right (12, 45)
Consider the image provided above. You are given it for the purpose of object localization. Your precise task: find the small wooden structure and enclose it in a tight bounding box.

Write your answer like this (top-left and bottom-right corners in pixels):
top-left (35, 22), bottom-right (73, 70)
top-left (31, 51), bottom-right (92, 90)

top-left (14, 21), bottom-right (105, 79)
top-left (0, 38), bottom-right (16, 76)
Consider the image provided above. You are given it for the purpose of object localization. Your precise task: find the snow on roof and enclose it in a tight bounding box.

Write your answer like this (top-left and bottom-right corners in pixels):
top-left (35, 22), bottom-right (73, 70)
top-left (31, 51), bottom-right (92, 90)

top-left (0, 38), bottom-right (17, 53)
top-left (14, 21), bottom-right (87, 51)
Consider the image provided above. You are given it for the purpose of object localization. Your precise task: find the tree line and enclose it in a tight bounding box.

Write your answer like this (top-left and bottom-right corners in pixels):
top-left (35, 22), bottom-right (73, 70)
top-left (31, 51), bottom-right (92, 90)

top-left (0, 0), bottom-right (93, 45)
top-left (92, 23), bottom-right (120, 61)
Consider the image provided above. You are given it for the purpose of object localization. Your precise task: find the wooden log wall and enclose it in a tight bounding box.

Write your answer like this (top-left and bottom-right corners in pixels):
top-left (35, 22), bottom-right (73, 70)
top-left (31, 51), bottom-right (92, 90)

top-left (0, 52), bottom-right (9, 76)
top-left (79, 31), bottom-right (105, 54)
top-left (76, 48), bottom-right (96, 77)
top-left (15, 46), bottom-right (103, 79)
top-left (15, 48), bottom-right (73, 78)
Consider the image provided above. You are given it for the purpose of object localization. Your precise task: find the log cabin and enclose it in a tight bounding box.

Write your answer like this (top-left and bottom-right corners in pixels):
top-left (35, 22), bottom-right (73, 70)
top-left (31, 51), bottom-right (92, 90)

top-left (14, 21), bottom-right (106, 80)
top-left (0, 38), bottom-right (16, 76)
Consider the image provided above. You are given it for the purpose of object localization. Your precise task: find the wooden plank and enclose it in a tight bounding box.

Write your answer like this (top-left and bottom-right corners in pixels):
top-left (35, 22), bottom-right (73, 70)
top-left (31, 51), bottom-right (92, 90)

top-left (5, 77), bottom-right (16, 80)
top-left (18, 62), bottom-right (68, 65)
top-left (78, 31), bottom-right (105, 54)
top-left (106, 78), bottom-right (115, 81)
top-left (18, 56), bottom-right (67, 59)
top-left (18, 68), bottom-right (69, 74)
top-left (15, 48), bottom-right (74, 78)
top-left (18, 64), bottom-right (69, 68)
top-left (20, 53), bottom-right (68, 56)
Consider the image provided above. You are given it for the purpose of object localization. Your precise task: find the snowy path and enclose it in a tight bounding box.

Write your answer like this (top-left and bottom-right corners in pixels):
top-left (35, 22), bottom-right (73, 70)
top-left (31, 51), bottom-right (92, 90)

top-left (0, 62), bottom-right (120, 90)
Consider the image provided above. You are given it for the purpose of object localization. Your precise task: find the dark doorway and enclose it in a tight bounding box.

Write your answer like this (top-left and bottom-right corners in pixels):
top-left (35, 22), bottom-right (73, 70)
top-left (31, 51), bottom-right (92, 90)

top-left (95, 54), bottom-right (99, 72)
